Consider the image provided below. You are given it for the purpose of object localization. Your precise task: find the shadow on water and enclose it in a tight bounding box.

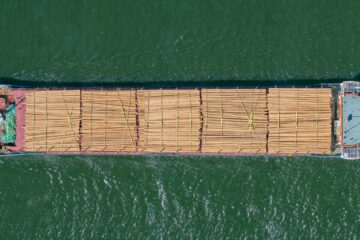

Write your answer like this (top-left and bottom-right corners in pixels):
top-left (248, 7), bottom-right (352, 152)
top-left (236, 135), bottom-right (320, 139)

top-left (0, 75), bottom-right (360, 89)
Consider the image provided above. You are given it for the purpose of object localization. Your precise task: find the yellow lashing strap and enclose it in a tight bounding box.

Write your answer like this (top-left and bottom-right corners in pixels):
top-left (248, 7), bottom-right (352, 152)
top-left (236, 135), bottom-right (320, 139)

top-left (248, 112), bottom-right (255, 131)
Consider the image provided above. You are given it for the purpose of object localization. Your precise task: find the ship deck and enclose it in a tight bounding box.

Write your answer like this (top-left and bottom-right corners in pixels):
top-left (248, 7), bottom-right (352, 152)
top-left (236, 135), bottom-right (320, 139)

top-left (7, 87), bottom-right (334, 155)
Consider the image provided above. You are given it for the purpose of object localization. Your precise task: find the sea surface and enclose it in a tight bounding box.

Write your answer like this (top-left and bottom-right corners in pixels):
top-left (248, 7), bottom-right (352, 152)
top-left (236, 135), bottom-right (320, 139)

top-left (1, 0), bottom-right (360, 239)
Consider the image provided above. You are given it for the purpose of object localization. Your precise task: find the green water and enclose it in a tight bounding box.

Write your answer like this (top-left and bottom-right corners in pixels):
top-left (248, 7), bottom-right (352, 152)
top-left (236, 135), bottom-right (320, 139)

top-left (1, 155), bottom-right (360, 239)
top-left (1, 0), bottom-right (360, 83)
top-left (1, 0), bottom-right (360, 239)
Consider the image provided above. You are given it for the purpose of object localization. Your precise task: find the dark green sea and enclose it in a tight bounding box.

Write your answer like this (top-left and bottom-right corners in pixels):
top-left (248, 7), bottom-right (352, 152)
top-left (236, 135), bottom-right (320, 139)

top-left (1, 0), bottom-right (360, 239)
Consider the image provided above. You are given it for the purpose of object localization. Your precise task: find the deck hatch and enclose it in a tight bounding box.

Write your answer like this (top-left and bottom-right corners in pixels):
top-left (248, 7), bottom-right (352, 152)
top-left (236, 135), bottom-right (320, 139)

top-left (342, 95), bottom-right (360, 146)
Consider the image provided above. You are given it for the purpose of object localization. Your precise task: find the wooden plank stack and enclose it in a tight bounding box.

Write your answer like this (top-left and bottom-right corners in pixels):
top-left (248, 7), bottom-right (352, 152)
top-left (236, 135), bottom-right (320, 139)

top-left (268, 88), bottom-right (332, 154)
top-left (138, 89), bottom-right (201, 153)
top-left (22, 87), bottom-right (334, 155)
top-left (24, 90), bottom-right (80, 152)
top-left (81, 90), bottom-right (137, 152)
top-left (201, 89), bottom-right (268, 153)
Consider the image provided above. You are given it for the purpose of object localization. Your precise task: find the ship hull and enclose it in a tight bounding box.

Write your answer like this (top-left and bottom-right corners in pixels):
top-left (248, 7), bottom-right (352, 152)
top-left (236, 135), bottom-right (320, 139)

top-left (0, 83), bottom-right (347, 158)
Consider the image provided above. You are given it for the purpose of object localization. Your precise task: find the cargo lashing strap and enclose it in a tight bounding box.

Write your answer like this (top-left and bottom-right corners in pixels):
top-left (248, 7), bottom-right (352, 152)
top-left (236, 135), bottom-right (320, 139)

top-left (247, 112), bottom-right (254, 131)
top-left (144, 91), bottom-right (150, 150)
top-left (236, 88), bottom-right (262, 152)
top-left (116, 89), bottom-right (135, 149)
top-left (61, 90), bottom-right (78, 151)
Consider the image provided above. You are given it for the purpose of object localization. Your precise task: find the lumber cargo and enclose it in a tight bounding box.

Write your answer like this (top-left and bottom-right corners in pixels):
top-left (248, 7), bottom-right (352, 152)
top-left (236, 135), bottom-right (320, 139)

top-left (138, 89), bottom-right (201, 153)
top-left (268, 88), bottom-right (332, 154)
top-left (24, 90), bottom-right (81, 152)
top-left (201, 89), bottom-right (267, 154)
top-left (0, 81), bottom-right (359, 159)
top-left (81, 90), bottom-right (137, 152)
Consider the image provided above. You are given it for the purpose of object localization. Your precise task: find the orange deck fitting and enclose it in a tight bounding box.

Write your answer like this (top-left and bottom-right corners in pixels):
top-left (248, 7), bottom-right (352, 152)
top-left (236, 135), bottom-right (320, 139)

top-left (138, 89), bottom-right (201, 153)
top-left (81, 90), bottom-right (137, 152)
top-left (268, 88), bottom-right (332, 154)
top-left (201, 89), bottom-right (268, 154)
top-left (24, 90), bottom-right (81, 152)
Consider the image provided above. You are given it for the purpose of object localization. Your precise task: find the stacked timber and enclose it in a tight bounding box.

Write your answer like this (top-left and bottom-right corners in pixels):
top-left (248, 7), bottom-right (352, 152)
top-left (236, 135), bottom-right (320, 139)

top-left (24, 90), bottom-right (81, 152)
top-left (268, 88), bottom-right (332, 154)
top-left (81, 90), bottom-right (137, 152)
top-left (201, 89), bottom-right (268, 153)
top-left (138, 89), bottom-right (201, 153)
top-left (22, 87), bottom-right (334, 155)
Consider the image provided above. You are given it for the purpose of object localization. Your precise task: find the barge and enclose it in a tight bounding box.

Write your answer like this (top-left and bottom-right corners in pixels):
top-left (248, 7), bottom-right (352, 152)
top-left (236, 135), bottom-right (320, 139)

top-left (0, 81), bottom-right (359, 159)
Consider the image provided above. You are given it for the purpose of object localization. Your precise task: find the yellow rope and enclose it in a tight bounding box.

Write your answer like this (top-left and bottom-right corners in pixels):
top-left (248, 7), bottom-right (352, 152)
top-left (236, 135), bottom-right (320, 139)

top-left (236, 88), bottom-right (262, 151)
top-left (146, 91), bottom-right (150, 149)
top-left (220, 89), bottom-right (223, 151)
top-left (90, 89), bottom-right (93, 150)
top-left (45, 90), bottom-right (48, 151)
top-left (104, 90), bottom-right (108, 148)
top-left (205, 89), bottom-right (209, 148)
top-left (176, 89), bottom-right (179, 152)
top-left (316, 88), bottom-right (319, 151)
top-left (278, 88), bottom-right (280, 152)
top-left (61, 91), bottom-right (71, 151)
top-left (61, 90), bottom-right (77, 151)
top-left (161, 89), bottom-right (164, 151)
top-left (236, 88), bottom-right (242, 153)
top-left (249, 88), bottom-right (259, 151)
top-left (33, 91), bottom-right (36, 149)
top-left (247, 113), bottom-right (254, 131)
top-left (116, 90), bottom-right (135, 148)
top-left (189, 90), bottom-right (193, 152)
top-left (295, 89), bottom-right (299, 152)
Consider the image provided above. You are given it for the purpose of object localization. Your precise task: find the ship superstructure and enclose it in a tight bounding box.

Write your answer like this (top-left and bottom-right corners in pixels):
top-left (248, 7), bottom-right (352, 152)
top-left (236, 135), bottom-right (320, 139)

top-left (337, 81), bottom-right (360, 159)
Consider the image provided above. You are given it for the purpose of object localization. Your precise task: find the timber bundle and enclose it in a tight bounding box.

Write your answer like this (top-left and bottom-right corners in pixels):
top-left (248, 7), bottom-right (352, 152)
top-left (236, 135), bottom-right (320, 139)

top-left (23, 87), bottom-right (333, 155)
top-left (25, 90), bottom-right (81, 152)
top-left (201, 89), bottom-right (267, 153)
top-left (138, 89), bottom-right (200, 153)
top-left (81, 90), bottom-right (137, 152)
top-left (268, 88), bottom-right (332, 154)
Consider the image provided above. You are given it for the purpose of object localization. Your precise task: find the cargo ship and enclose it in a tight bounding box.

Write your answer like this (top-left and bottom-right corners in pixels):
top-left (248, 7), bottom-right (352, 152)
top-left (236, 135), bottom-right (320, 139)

top-left (0, 81), bottom-right (359, 159)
